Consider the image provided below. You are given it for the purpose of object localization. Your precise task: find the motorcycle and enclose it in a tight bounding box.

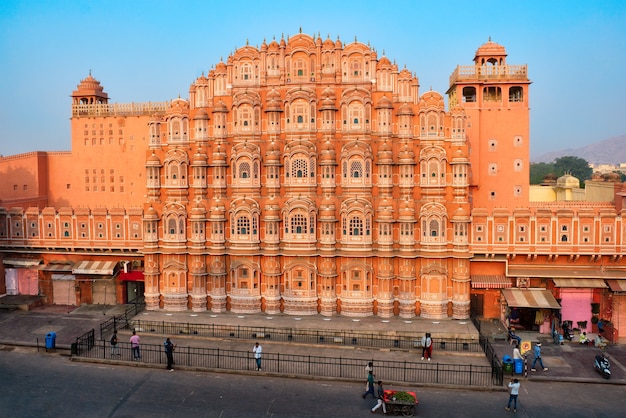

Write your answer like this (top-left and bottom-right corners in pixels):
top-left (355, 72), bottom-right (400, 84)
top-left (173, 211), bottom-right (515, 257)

top-left (594, 354), bottom-right (611, 379)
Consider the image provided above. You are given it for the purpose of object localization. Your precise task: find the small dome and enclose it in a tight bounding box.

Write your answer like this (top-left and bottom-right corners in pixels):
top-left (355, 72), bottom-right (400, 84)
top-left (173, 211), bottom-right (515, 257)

top-left (72, 73), bottom-right (109, 100)
top-left (378, 56), bottom-right (391, 67)
top-left (146, 152), bottom-right (161, 166)
top-left (475, 40), bottom-right (507, 58)
top-left (556, 174), bottom-right (580, 188)
top-left (453, 206), bottom-right (469, 220)
top-left (397, 103), bottom-right (414, 116)
top-left (144, 206), bottom-right (159, 219)
top-left (191, 201), bottom-right (207, 217)
top-left (193, 108), bottom-right (209, 120)
top-left (212, 100), bottom-right (228, 113)
top-left (193, 147), bottom-right (208, 165)
top-left (375, 96), bottom-right (393, 109)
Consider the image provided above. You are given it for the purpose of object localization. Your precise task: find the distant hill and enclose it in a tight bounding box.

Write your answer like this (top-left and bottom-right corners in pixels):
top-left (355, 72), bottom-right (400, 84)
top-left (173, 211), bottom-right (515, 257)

top-left (533, 134), bottom-right (626, 164)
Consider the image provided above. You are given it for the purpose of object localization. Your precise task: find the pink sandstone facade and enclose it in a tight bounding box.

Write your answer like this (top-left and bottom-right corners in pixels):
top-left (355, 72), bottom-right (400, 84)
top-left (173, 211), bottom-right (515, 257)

top-left (1, 33), bottom-right (625, 339)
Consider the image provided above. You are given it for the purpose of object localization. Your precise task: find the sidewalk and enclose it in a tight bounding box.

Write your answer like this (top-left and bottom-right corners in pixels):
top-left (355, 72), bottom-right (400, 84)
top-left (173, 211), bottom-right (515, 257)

top-left (1, 299), bottom-right (625, 387)
top-left (479, 317), bottom-right (626, 384)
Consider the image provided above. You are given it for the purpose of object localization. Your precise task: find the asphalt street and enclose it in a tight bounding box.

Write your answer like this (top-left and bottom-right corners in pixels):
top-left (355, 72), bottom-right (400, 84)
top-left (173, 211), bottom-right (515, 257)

top-left (1, 348), bottom-right (625, 418)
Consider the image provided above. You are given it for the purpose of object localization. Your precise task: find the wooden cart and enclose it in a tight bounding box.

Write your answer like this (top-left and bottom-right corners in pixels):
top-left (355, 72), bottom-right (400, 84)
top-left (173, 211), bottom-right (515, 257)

top-left (383, 390), bottom-right (419, 416)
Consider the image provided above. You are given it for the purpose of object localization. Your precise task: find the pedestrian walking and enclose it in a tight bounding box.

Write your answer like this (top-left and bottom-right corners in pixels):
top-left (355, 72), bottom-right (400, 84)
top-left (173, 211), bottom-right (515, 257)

top-left (421, 332), bottom-right (433, 361)
top-left (362, 370), bottom-right (375, 399)
top-left (504, 378), bottom-right (520, 412)
top-left (164, 337), bottom-right (176, 371)
top-left (365, 361), bottom-right (374, 376)
top-left (530, 342), bottom-right (547, 371)
top-left (110, 331), bottom-right (120, 357)
top-left (252, 342), bottom-right (262, 371)
top-left (130, 330), bottom-right (141, 360)
top-left (371, 381), bottom-right (387, 414)
top-left (513, 342), bottom-right (522, 360)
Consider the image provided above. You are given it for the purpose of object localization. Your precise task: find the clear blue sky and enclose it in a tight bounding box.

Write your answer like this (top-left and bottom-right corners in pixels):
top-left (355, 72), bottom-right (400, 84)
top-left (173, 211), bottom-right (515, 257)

top-left (1, 0), bottom-right (625, 160)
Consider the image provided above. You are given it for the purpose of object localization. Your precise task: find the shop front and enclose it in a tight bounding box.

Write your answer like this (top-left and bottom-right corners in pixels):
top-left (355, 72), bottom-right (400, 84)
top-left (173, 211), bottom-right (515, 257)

top-left (470, 275), bottom-right (512, 319)
top-left (72, 260), bottom-right (118, 305)
top-left (501, 288), bottom-right (561, 334)
top-left (38, 262), bottom-right (76, 305)
top-left (2, 258), bottom-right (41, 295)
top-left (552, 278), bottom-right (607, 334)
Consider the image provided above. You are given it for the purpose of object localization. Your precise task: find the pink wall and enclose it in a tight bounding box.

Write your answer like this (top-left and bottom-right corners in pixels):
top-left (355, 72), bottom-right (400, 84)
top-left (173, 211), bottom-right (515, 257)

top-left (560, 289), bottom-right (593, 330)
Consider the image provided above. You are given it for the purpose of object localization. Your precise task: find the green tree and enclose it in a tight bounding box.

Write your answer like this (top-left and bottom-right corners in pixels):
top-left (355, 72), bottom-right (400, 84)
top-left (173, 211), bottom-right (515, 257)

top-left (553, 156), bottom-right (593, 181)
top-left (529, 162), bottom-right (556, 184)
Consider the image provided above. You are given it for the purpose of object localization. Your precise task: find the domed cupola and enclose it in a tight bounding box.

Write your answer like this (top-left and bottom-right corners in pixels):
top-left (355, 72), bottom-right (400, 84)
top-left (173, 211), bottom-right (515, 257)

top-left (190, 201), bottom-right (207, 220)
top-left (146, 152), bottom-right (162, 167)
top-left (397, 102), bottom-right (414, 116)
top-left (319, 86), bottom-right (337, 111)
top-left (144, 205), bottom-right (159, 220)
top-left (193, 147), bottom-right (208, 165)
top-left (212, 99), bottom-right (228, 114)
top-left (265, 88), bottom-right (283, 112)
top-left (377, 140), bottom-right (393, 163)
top-left (398, 142), bottom-right (415, 163)
top-left (193, 108), bottom-right (209, 121)
top-left (72, 72), bottom-right (109, 105)
top-left (474, 37), bottom-right (507, 66)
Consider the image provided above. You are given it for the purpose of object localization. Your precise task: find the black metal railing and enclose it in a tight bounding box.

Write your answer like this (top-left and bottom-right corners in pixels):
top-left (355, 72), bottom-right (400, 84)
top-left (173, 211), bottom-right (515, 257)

top-left (99, 303), bottom-right (145, 339)
top-left (470, 313), bottom-right (503, 386)
top-left (73, 340), bottom-right (497, 387)
top-left (73, 329), bottom-right (95, 356)
top-left (127, 319), bottom-right (481, 353)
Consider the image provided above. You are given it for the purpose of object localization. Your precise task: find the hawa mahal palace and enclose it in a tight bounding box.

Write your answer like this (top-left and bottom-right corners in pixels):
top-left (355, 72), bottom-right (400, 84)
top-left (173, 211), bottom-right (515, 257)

top-left (1, 32), bottom-right (625, 340)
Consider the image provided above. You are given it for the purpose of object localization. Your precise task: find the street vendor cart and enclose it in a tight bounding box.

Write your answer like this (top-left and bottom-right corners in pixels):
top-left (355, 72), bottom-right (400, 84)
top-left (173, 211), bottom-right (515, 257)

top-left (383, 389), bottom-right (419, 416)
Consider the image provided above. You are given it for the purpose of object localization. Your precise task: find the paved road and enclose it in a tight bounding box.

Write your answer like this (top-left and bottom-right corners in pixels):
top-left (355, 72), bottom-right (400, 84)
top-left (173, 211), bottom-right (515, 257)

top-left (1, 347), bottom-right (625, 418)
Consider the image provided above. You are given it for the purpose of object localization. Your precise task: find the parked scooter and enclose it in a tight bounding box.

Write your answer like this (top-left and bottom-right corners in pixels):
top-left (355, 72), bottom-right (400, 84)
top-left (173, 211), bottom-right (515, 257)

top-left (562, 323), bottom-right (574, 342)
top-left (594, 354), bottom-right (611, 379)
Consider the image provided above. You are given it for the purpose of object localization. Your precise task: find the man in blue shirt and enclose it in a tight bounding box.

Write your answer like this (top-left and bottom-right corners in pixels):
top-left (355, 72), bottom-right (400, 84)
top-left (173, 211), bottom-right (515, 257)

top-left (531, 342), bottom-right (548, 371)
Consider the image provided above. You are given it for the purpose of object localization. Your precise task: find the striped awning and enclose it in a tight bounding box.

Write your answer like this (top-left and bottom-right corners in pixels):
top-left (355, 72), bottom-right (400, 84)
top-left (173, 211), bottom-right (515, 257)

top-left (552, 278), bottom-right (607, 288)
top-left (471, 275), bottom-right (512, 289)
top-left (607, 280), bottom-right (626, 292)
top-left (38, 263), bottom-right (74, 273)
top-left (2, 258), bottom-right (41, 267)
top-left (72, 260), bottom-right (117, 275)
top-left (501, 288), bottom-right (561, 309)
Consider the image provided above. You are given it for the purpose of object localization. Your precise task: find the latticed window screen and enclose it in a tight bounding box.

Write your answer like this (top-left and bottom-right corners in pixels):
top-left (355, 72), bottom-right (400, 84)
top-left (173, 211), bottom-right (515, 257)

top-left (292, 159), bottom-right (308, 178)
top-left (429, 219), bottom-right (439, 237)
top-left (237, 216), bottom-right (250, 235)
top-left (349, 217), bottom-right (363, 236)
top-left (290, 213), bottom-right (307, 234)
top-left (350, 161), bottom-right (363, 178)
top-left (239, 162), bottom-right (250, 178)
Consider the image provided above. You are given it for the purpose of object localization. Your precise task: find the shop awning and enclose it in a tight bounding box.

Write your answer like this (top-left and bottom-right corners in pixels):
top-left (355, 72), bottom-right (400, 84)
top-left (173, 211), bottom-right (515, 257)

top-left (2, 258), bottom-right (41, 267)
top-left (501, 288), bottom-right (561, 309)
top-left (38, 262), bottom-right (74, 273)
top-left (606, 280), bottom-right (626, 292)
top-left (552, 278), bottom-right (608, 288)
top-left (471, 275), bottom-right (512, 289)
top-left (72, 260), bottom-right (117, 275)
top-left (508, 265), bottom-right (626, 279)
top-left (119, 271), bottom-right (144, 281)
